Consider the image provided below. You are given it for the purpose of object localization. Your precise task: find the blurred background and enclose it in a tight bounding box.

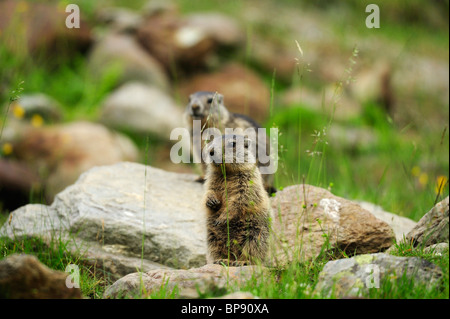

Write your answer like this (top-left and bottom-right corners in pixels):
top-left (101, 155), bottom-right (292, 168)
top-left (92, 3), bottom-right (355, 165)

top-left (0, 0), bottom-right (448, 221)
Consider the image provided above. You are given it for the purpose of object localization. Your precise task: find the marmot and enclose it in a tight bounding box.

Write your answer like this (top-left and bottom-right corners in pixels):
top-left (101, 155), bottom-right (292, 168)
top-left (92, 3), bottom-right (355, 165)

top-left (183, 91), bottom-right (276, 194)
top-left (203, 134), bottom-right (272, 266)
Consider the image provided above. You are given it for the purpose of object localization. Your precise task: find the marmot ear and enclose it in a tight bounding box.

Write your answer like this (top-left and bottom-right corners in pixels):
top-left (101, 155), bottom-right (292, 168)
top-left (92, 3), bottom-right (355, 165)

top-left (243, 137), bottom-right (251, 149)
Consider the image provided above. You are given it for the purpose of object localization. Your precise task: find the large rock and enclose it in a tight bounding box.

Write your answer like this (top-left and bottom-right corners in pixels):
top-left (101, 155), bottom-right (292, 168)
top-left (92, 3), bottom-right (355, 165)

top-left (100, 82), bottom-right (184, 138)
top-left (404, 197), bottom-right (449, 247)
top-left (0, 163), bottom-right (206, 280)
top-left (268, 185), bottom-right (395, 266)
top-left (184, 12), bottom-right (244, 48)
top-left (356, 201), bottom-right (417, 243)
top-left (136, 9), bottom-right (216, 74)
top-left (0, 254), bottom-right (82, 299)
top-left (104, 264), bottom-right (264, 299)
top-left (314, 253), bottom-right (443, 298)
top-left (88, 33), bottom-right (170, 90)
top-left (96, 7), bottom-right (143, 33)
top-left (393, 54), bottom-right (449, 110)
top-left (0, 0), bottom-right (91, 58)
top-left (11, 121), bottom-right (139, 201)
top-left (178, 63), bottom-right (271, 123)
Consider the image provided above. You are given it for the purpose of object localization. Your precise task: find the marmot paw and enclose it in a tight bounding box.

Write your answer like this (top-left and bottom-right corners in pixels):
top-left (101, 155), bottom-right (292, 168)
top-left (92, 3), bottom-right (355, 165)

top-left (206, 197), bottom-right (221, 211)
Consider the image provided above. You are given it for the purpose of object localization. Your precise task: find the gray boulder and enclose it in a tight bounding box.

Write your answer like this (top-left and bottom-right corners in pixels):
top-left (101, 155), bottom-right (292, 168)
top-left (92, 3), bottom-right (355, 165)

top-left (405, 196), bottom-right (449, 247)
top-left (100, 82), bottom-right (184, 138)
top-left (314, 253), bottom-right (443, 298)
top-left (1, 163), bottom-right (206, 280)
top-left (184, 12), bottom-right (244, 48)
top-left (88, 33), bottom-right (169, 90)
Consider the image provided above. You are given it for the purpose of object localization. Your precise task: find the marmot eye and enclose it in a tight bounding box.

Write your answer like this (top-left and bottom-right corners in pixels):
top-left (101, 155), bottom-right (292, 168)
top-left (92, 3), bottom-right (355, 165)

top-left (207, 98), bottom-right (213, 104)
top-left (230, 141), bottom-right (236, 147)
top-left (210, 150), bottom-right (215, 156)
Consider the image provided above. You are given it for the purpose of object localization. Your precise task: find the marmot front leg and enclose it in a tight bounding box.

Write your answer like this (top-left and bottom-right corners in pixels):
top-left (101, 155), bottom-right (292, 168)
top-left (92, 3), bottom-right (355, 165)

top-left (205, 193), bottom-right (221, 212)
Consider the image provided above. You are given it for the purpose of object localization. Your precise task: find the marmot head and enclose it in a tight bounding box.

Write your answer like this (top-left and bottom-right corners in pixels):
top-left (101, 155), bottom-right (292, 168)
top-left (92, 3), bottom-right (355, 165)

top-left (205, 134), bottom-right (257, 175)
top-left (185, 91), bottom-right (228, 123)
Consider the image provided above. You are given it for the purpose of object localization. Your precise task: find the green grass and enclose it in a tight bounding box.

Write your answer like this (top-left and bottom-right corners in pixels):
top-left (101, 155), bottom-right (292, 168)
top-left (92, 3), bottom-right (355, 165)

top-left (362, 241), bottom-right (449, 299)
top-left (0, 234), bottom-right (112, 298)
top-left (268, 101), bottom-right (449, 220)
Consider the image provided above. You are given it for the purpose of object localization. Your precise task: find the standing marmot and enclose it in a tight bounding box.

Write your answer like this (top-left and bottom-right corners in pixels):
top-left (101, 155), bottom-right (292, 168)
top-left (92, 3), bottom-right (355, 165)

top-left (203, 134), bottom-right (272, 266)
top-left (183, 91), bottom-right (276, 194)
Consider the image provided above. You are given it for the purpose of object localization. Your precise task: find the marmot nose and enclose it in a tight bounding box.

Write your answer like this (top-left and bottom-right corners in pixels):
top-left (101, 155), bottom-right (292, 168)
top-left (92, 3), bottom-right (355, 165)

top-left (191, 104), bottom-right (200, 113)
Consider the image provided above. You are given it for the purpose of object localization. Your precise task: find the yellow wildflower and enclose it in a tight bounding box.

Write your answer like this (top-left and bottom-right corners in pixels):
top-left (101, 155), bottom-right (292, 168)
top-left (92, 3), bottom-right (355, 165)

top-left (2, 143), bottom-right (13, 155)
top-left (31, 114), bottom-right (44, 127)
top-left (16, 1), bottom-right (29, 13)
top-left (435, 176), bottom-right (448, 195)
top-left (411, 166), bottom-right (421, 177)
top-left (12, 105), bottom-right (25, 119)
top-left (418, 173), bottom-right (428, 187)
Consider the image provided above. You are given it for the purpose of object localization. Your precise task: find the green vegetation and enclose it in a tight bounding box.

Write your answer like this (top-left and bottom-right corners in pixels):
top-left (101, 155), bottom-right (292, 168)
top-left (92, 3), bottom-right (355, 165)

top-left (0, 0), bottom-right (448, 299)
top-left (0, 233), bottom-right (112, 298)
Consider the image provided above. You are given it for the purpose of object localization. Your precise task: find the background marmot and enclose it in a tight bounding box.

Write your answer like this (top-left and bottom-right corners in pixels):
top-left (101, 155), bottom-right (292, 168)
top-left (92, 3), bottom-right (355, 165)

top-left (183, 91), bottom-right (276, 194)
top-left (203, 134), bottom-right (272, 266)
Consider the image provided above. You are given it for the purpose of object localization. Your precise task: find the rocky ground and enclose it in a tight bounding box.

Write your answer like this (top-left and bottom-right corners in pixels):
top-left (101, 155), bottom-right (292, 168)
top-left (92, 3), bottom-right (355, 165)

top-left (0, 162), bottom-right (448, 298)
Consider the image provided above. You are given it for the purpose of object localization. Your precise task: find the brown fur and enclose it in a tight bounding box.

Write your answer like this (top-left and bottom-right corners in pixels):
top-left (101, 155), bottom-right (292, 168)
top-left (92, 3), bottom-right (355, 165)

top-left (183, 91), bottom-right (276, 194)
top-left (203, 135), bottom-right (272, 266)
